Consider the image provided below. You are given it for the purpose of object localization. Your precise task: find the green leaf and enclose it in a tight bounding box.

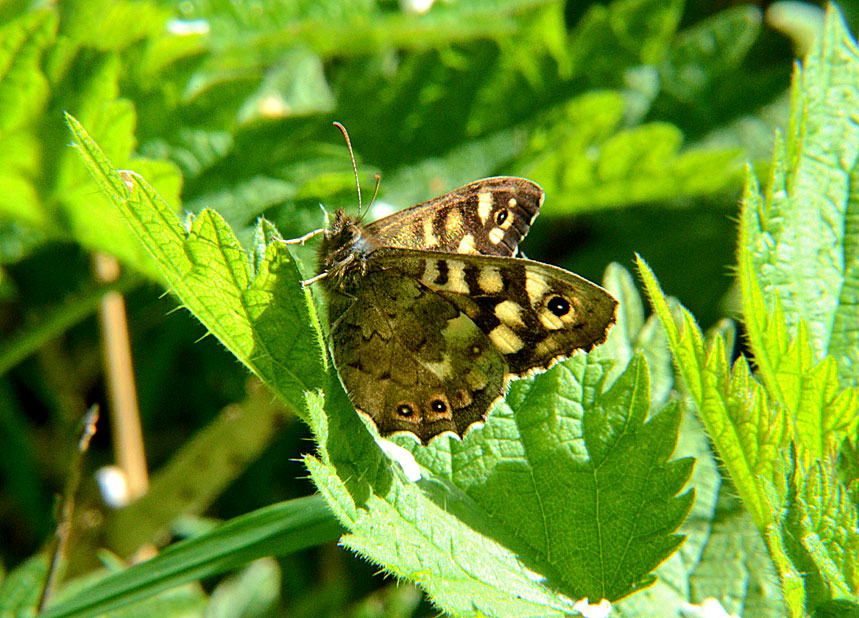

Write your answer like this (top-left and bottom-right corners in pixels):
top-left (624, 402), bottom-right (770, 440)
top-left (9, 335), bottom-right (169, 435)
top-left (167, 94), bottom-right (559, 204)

top-left (569, 0), bottom-right (684, 83)
top-left (783, 462), bottom-right (859, 604)
top-left (738, 243), bottom-right (859, 470)
top-left (309, 352), bottom-right (693, 614)
top-left (659, 6), bottom-right (763, 105)
top-left (65, 113), bottom-right (327, 418)
top-left (519, 91), bottom-right (744, 212)
top-left (0, 10), bottom-right (55, 132)
top-left (38, 496), bottom-right (342, 618)
top-left (59, 0), bottom-right (171, 52)
top-left (741, 6), bottom-right (859, 387)
top-left (205, 558), bottom-right (280, 618)
top-left (637, 255), bottom-right (790, 533)
top-left (687, 491), bottom-right (784, 618)
top-left (0, 11), bottom-right (55, 229)
top-left (734, 11), bottom-right (859, 610)
top-left (0, 555), bottom-right (48, 618)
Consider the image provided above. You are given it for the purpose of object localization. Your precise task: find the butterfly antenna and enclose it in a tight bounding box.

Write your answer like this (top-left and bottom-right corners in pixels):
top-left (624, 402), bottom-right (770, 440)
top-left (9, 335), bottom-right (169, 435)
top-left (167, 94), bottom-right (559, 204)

top-left (333, 121), bottom-right (363, 215)
top-left (367, 173), bottom-right (382, 217)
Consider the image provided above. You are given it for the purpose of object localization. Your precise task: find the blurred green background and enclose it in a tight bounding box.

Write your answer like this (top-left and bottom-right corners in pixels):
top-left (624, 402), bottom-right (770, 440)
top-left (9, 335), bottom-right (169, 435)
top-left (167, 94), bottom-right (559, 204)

top-left (0, 0), bottom-right (850, 614)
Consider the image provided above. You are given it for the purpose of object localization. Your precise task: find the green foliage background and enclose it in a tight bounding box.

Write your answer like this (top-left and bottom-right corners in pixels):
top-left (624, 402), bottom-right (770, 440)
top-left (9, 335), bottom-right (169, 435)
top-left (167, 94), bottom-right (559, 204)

top-left (1, 0), bottom-right (858, 617)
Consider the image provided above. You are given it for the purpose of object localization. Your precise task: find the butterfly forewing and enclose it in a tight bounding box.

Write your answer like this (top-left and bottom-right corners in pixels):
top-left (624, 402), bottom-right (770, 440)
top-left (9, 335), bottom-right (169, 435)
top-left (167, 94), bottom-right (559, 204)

top-left (372, 249), bottom-right (618, 377)
top-left (366, 177), bottom-right (543, 257)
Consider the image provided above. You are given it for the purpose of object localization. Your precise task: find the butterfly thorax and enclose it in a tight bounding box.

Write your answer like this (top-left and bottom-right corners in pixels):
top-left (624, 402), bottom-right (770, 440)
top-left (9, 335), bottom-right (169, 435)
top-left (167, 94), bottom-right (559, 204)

top-left (318, 209), bottom-right (378, 293)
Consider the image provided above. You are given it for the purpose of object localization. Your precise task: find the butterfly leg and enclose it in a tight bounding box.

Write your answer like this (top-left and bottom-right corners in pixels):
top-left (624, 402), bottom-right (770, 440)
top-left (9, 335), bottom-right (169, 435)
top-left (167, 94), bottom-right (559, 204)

top-left (300, 271), bottom-right (329, 287)
top-left (279, 228), bottom-right (325, 246)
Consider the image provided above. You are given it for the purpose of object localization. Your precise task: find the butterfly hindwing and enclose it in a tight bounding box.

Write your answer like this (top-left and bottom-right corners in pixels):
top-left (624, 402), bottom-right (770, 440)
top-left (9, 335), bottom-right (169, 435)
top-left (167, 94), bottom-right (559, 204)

top-left (326, 264), bottom-right (507, 444)
top-left (366, 177), bottom-right (543, 257)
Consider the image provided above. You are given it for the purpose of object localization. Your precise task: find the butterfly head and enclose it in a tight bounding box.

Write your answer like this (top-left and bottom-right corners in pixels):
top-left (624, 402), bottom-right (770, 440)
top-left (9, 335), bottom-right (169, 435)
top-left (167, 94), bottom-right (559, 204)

top-left (318, 208), bottom-right (378, 290)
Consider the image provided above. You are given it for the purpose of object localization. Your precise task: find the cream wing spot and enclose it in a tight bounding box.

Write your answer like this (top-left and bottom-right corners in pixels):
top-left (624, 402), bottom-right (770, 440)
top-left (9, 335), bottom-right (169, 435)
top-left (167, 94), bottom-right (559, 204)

top-left (495, 300), bottom-right (526, 328)
top-left (525, 272), bottom-right (550, 307)
top-left (488, 324), bottom-right (525, 354)
top-left (424, 357), bottom-right (454, 379)
top-left (477, 267), bottom-right (504, 293)
top-left (444, 312), bottom-right (477, 336)
top-left (421, 259), bottom-right (440, 286)
top-left (422, 216), bottom-right (438, 248)
top-left (539, 310), bottom-right (566, 331)
top-left (477, 192), bottom-right (493, 224)
top-left (535, 339), bottom-right (556, 360)
top-left (488, 226), bottom-right (505, 245)
top-left (446, 209), bottom-right (464, 232)
top-left (447, 260), bottom-right (469, 294)
top-left (508, 197), bottom-right (517, 208)
top-left (457, 234), bottom-right (478, 254)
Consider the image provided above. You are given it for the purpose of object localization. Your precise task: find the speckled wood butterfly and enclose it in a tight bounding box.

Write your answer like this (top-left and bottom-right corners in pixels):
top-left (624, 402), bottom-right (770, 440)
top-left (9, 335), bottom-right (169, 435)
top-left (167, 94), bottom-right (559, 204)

top-left (304, 124), bottom-right (618, 444)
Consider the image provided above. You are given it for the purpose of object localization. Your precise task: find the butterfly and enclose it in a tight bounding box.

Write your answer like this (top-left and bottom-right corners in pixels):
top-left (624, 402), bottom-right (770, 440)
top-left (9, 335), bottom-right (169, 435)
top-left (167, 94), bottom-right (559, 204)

top-left (305, 127), bottom-right (618, 445)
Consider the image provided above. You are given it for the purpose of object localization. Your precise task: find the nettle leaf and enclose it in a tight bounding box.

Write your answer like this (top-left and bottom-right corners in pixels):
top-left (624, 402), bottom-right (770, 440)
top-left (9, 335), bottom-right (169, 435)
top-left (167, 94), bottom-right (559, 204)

top-left (738, 250), bottom-right (859, 470)
top-left (742, 6), bottom-right (859, 388)
top-left (660, 6), bottom-right (762, 103)
top-left (687, 490), bottom-right (784, 618)
top-left (0, 11), bottom-right (55, 227)
top-left (0, 10), bottom-right (54, 133)
top-left (308, 349), bottom-right (693, 615)
top-left (779, 461), bottom-right (859, 606)
top-left (518, 91), bottom-right (744, 212)
top-left (569, 0), bottom-right (684, 84)
top-left (735, 7), bottom-right (859, 613)
top-left (640, 13), bottom-right (859, 611)
top-left (639, 256), bottom-right (812, 615)
top-left (737, 5), bottom-right (859, 467)
top-left (637, 256), bottom-right (790, 534)
top-left (65, 113), bottom-right (326, 418)
top-left (602, 264), bottom-right (723, 618)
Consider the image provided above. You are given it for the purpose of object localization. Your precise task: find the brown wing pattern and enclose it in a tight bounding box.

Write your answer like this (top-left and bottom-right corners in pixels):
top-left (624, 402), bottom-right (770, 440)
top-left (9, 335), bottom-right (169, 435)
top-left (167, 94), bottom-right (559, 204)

top-left (366, 177), bottom-right (543, 257)
top-left (372, 249), bottom-right (619, 378)
top-left (327, 266), bottom-right (507, 444)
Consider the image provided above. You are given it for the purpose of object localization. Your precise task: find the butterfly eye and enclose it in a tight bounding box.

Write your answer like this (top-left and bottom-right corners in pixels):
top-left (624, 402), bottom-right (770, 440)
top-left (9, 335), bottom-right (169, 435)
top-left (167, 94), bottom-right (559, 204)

top-left (547, 296), bottom-right (571, 317)
top-left (430, 399), bottom-right (447, 413)
top-left (495, 210), bottom-right (508, 225)
top-left (396, 403), bottom-right (415, 418)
